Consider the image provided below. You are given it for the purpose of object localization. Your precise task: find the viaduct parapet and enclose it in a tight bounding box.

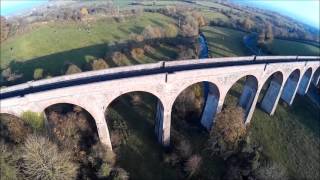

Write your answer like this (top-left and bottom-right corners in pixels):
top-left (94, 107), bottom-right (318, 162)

top-left (1, 56), bottom-right (320, 150)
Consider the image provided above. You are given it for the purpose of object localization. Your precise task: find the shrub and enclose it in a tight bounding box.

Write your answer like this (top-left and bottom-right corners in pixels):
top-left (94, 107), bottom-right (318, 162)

top-left (1, 67), bottom-right (23, 82)
top-left (163, 152), bottom-right (179, 166)
top-left (110, 168), bottom-right (129, 180)
top-left (142, 25), bottom-right (163, 39)
top-left (254, 161), bottom-right (288, 180)
top-left (191, 12), bottom-right (206, 27)
top-left (178, 47), bottom-right (196, 60)
top-left (0, 114), bottom-right (32, 143)
top-left (0, 142), bottom-right (18, 180)
top-left (130, 48), bottom-right (144, 59)
top-left (91, 58), bottom-right (109, 70)
top-left (33, 68), bottom-right (44, 80)
top-left (208, 106), bottom-right (246, 158)
top-left (164, 24), bottom-right (178, 38)
top-left (129, 33), bottom-right (144, 42)
top-left (143, 45), bottom-right (155, 53)
top-left (88, 142), bottom-right (115, 178)
top-left (21, 111), bottom-right (44, 132)
top-left (97, 162), bottom-right (111, 178)
top-left (65, 64), bottom-right (82, 75)
top-left (182, 15), bottom-right (199, 37)
top-left (176, 139), bottom-right (192, 159)
top-left (184, 154), bottom-right (202, 177)
top-left (112, 51), bottom-right (129, 66)
top-left (21, 135), bottom-right (78, 180)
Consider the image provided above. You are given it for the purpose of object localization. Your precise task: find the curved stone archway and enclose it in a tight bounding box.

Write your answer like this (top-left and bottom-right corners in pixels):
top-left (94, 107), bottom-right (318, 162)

top-left (41, 99), bottom-right (112, 150)
top-left (222, 75), bottom-right (259, 120)
top-left (298, 68), bottom-right (313, 95)
top-left (312, 67), bottom-right (320, 86)
top-left (43, 102), bottom-right (100, 148)
top-left (171, 81), bottom-right (220, 131)
top-left (258, 71), bottom-right (284, 115)
top-left (104, 91), bottom-right (166, 148)
top-left (280, 69), bottom-right (301, 105)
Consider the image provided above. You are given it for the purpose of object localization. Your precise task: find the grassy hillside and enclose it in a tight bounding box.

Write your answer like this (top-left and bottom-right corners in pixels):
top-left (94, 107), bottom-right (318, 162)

top-left (266, 39), bottom-right (320, 56)
top-left (224, 78), bottom-right (320, 179)
top-left (0, 12), bottom-right (176, 69)
top-left (201, 26), bottom-right (249, 57)
top-left (250, 96), bottom-right (320, 179)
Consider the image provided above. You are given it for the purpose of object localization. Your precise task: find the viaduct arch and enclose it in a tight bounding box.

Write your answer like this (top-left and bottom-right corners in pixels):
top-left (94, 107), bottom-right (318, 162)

top-left (1, 56), bottom-right (319, 150)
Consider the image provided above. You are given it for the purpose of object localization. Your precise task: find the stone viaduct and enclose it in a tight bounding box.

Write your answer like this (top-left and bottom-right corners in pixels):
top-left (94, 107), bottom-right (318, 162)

top-left (1, 56), bottom-right (319, 150)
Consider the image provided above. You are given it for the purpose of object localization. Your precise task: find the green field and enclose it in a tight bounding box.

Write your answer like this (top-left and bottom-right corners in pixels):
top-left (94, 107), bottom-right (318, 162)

top-left (250, 96), bottom-right (320, 179)
top-left (266, 39), bottom-right (320, 56)
top-left (202, 26), bottom-right (249, 57)
top-left (0, 12), bottom-right (175, 68)
top-left (224, 78), bottom-right (320, 179)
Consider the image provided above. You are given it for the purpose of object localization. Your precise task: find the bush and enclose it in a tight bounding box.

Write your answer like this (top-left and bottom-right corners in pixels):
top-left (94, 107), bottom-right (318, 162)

top-left (184, 154), bottom-right (202, 177)
top-left (129, 33), bottom-right (144, 42)
top-left (254, 161), bottom-right (288, 180)
top-left (208, 106), bottom-right (246, 158)
top-left (91, 58), bottom-right (109, 70)
top-left (65, 64), bottom-right (82, 75)
top-left (142, 25), bottom-right (163, 39)
top-left (89, 142), bottom-right (115, 167)
top-left (182, 15), bottom-right (199, 37)
top-left (0, 142), bottom-right (18, 180)
top-left (21, 135), bottom-right (78, 180)
top-left (164, 24), bottom-right (178, 38)
top-left (21, 111), bottom-right (44, 132)
top-left (88, 142), bottom-right (115, 178)
top-left (110, 168), bottom-right (129, 180)
top-left (33, 68), bottom-right (44, 80)
top-left (178, 47), bottom-right (196, 60)
top-left (130, 48), bottom-right (144, 59)
top-left (97, 162), bottom-right (111, 178)
top-left (163, 152), bottom-right (179, 166)
top-left (112, 51), bottom-right (129, 66)
top-left (0, 114), bottom-right (32, 143)
top-left (143, 45), bottom-right (155, 53)
top-left (176, 139), bottom-right (192, 159)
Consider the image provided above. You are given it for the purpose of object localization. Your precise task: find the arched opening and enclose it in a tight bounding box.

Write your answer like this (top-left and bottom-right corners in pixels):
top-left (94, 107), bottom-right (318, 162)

top-left (257, 71), bottom-right (283, 115)
top-left (170, 82), bottom-right (222, 178)
top-left (172, 81), bottom-right (220, 131)
top-left (312, 67), bottom-right (320, 86)
top-left (297, 68), bottom-right (313, 95)
top-left (104, 91), bottom-right (175, 179)
top-left (44, 103), bottom-right (100, 179)
top-left (280, 69), bottom-right (300, 105)
top-left (223, 75), bottom-right (258, 119)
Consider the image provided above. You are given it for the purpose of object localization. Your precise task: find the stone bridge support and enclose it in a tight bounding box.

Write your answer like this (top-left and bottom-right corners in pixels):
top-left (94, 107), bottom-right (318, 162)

top-left (155, 101), bottom-right (171, 146)
top-left (298, 68), bottom-right (313, 95)
top-left (281, 70), bottom-right (300, 105)
top-left (200, 84), bottom-right (220, 130)
top-left (238, 76), bottom-right (258, 116)
top-left (312, 68), bottom-right (320, 86)
top-left (261, 73), bottom-right (284, 115)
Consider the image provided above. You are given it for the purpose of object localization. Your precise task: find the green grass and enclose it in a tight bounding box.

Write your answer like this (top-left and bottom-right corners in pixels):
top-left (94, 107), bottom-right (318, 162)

top-left (266, 39), bottom-right (320, 56)
top-left (250, 96), bottom-right (320, 179)
top-left (107, 93), bottom-right (178, 180)
top-left (0, 12), bottom-right (176, 69)
top-left (201, 26), bottom-right (250, 57)
top-left (223, 78), bottom-right (320, 179)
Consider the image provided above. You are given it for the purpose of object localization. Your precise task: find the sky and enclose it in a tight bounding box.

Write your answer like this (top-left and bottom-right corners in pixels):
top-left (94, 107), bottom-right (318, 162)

top-left (236, 0), bottom-right (320, 29)
top-left (0, 0), bottom-right (48, 16)
top-left (0, 0), bottom-right (319, 28)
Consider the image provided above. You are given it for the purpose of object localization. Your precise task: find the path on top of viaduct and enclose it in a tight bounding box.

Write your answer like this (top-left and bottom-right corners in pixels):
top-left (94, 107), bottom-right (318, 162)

top-left (1, 56), bottom-right (320, 150)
